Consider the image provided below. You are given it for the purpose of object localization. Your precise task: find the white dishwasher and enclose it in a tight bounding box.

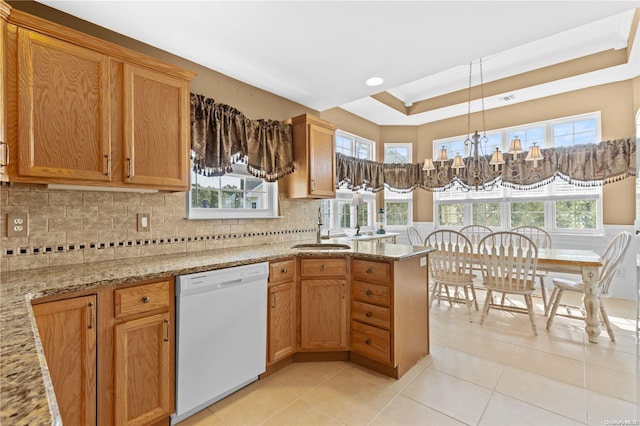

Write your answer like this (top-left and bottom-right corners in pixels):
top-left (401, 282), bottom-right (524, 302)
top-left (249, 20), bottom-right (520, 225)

top-left (171, 262), bottom-right (268, 424)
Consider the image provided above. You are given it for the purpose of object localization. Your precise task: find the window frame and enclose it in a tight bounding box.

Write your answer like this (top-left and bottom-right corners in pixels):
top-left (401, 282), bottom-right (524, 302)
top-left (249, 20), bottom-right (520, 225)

top-left (322, 130), bottom-right (376, 234)
top-left (383, 143), bottom-right (413, 230)
top-left (433, 112), bottom-right (603, 235)
top-left (186, 163), bottom-right (279, 220)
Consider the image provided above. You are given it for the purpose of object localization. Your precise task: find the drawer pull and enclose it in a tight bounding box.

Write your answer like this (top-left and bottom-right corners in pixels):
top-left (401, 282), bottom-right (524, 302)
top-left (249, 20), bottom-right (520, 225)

top-left (365, 311), bottom-right (373, 317)
top-left (281, 268), bottom-right (288, 273)
top-left (365, 339), bottom-right (372, 345)
top-left (321, 264), bottom-right (327, 271)
top-left (164, 320), bottom-right (170, 342)
top-left (365, 290), bottom-right (373, 296)
top-left (365, 268), bottom-right (372, 274)
top-left (88, 302), bottom-right (94, 329)
top-left (141, 296), bottom-right (150, 303)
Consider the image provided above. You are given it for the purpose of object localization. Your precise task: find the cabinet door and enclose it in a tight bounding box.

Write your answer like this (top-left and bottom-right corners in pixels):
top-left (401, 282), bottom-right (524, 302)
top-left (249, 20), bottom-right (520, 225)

top-left (267, 281), bottom-right (296, 363)
top-left (300, 279), bottom-right (348, 350)
top-left (114, 312), bottom-right (173, 426)
top-left (123, 63), bottom-right (189, 189)
top-left (17, 28), bottom-right (111, 181)
top-left (308, 122), bottom-right (335, 197)
top-left (33, 295), bottom-right (97, 426)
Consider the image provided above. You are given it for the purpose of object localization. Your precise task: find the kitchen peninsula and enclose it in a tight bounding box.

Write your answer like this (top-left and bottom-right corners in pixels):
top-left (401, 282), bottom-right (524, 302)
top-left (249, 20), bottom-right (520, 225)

top-left (0, 240), bottom-right (432, 425)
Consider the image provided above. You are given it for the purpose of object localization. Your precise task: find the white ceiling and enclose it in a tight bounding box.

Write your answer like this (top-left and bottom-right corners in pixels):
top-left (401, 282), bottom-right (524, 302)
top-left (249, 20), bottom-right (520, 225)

top-left (38, 1), bottom-right (640, 126)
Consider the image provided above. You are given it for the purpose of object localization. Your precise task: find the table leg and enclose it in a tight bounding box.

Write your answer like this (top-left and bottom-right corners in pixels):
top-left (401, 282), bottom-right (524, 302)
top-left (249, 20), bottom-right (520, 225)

top-left (582, 265), bottom-right (601, 343)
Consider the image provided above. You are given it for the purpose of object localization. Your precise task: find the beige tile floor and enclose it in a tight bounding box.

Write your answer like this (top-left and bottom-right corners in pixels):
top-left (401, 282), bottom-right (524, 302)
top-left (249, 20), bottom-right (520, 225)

top-left (178, 290), bottom-right (639, 426)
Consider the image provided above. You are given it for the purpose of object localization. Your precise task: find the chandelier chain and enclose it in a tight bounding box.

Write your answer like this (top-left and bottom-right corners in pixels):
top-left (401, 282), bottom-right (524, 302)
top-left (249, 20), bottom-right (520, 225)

top-left (467, 61), bottom-right (472, 140)
top-left (480, 58), bottom-right (487, 140)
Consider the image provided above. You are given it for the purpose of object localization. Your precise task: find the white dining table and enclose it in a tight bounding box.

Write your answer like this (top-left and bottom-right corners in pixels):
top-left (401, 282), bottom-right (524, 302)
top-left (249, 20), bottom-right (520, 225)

top-left (466, 247), bottom-right (604, 343)
top-left (535, 248), bottom-right (603, 343)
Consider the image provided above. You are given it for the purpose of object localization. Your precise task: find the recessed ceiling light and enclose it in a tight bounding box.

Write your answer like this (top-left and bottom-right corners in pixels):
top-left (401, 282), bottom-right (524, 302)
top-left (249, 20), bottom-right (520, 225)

top-left (365, 77), bottom-right (384, 87)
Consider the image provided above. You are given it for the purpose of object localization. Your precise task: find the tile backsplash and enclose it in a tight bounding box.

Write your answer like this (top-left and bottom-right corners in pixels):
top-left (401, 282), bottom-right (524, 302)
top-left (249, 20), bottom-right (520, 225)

top-left (0, 183), bottom-right (319, 272)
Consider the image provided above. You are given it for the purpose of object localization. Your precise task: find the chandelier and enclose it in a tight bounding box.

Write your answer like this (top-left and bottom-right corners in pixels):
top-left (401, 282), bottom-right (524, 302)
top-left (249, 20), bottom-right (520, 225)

top-left (423, 59), bottom-right (544, 191)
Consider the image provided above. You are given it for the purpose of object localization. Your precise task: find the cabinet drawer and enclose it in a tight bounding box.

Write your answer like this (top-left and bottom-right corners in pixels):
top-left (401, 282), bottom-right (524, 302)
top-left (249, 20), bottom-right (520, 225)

top-left (300, 258), bottom-right (347, 276)
top-left (352, 280), bottom-right (391, 307)
top-left (115, 280), bottom-right (170, 318)
top-left (352, 259), bottom-right (391, 283)
top-left (352, 300), bottom-right (390, 329)
top-left (351, 321), bottom-right (391, 364)
top-left (270, 259), bottom-right (295, 283)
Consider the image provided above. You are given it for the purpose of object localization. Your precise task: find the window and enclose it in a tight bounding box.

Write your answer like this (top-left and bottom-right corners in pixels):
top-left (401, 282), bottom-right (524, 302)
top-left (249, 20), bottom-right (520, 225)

top-left (384, 143), bottom-right (413, 229)
top-left (187, 164), bottom-right (278, 219)
top-left (322, 130), bottom-right (376, 234)
top-left (433, 112), bottom-right (602, 234)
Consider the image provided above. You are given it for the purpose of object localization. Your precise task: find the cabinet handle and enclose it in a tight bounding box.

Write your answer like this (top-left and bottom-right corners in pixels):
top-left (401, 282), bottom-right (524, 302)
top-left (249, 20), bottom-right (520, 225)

top-left (164, 320), bottom-right (170, 342)
top-left (365, 268), bottom-right (372, 274)
top-left (311, 179), bottom-right (316, 191)
top-left (365, 339), bottom-right (372, 345)
top-left (321, 264), bottom-right (327, 271)
top-left (141, 296), bottom-right (150, 303)
top-left (281, 268), bottom-right (287, 273)
top-left (88, 302), bottom-right (94, 329)
top-left (126, 158), bottom-right (132, 178)
top-left (365, 311), bottom-right (372, 317)
top-left (104, 155), bottom-right (110, 176)
top-left (365, 290), bottom-right (373, 296)
top-left (271, 293), bottom-right (276, 308)
top-left (0, 141), bottom-right (8, 167)
top-left (342, 282), bottom-right (345, 299)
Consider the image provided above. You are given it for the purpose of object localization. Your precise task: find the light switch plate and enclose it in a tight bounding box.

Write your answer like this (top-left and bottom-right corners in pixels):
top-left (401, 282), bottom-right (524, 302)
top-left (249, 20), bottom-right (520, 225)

top-left (7, 213), bottom-right (28, 237)
top-left (137, 213), bottom-right (150, 232)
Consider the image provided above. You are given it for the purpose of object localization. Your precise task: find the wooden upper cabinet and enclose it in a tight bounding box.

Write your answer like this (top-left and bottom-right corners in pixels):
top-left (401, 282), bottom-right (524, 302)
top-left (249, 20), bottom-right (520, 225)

top-left (281, 114), bottom-right (336, 198)
top-left (3, 6), bottom-right (196, 189)
top-left (17, 28), bottom-right (111, 181)
top-left (123, 63), bottom-right (189, 190)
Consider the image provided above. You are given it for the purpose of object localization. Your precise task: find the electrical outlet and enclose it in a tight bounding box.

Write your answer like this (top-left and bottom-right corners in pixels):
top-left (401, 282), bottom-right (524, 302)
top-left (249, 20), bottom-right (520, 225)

top-left (7, 213), bottom-right (28, 237)
top-left (137, 213), bottom-right (150, 232)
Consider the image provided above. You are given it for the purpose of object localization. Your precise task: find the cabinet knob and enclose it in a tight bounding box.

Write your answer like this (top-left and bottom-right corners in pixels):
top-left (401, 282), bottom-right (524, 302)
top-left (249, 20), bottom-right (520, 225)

top-left (321, 264), bottom-right (327, 271)
top-left (365, 268), bottom-right (372, 274)
top-left (141, 296), bottom-right (150, 303)
top-left (365, 311), bottom-right (372, 317)
top-left (365, 290), bottom-right (372, 296)
top-left (365, 339), bottom-right (372, 345)
top-left (282, 268), bottom-right (287, 273)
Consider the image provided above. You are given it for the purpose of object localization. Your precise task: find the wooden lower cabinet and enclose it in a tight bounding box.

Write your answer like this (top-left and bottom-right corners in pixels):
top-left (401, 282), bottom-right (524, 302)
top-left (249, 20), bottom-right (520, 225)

top-left (267, 281), bottom-right (296, 364)
top-left (350, 256), bottom-right (429, 379)
top-left (33, 295), bottom-right (97, 426)
top-left (299, 258), bottom-right (348, 350)
top-left (267, 258), bottom-right (297, 364)
top-left (114, 312), bottom-right (172, 426)
top-left (32, 277), bottom-right (174, 426)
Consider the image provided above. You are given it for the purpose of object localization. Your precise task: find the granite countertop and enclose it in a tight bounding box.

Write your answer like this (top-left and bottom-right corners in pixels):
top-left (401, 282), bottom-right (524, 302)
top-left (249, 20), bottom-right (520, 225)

top-left (0, 240), bottom-right (432, 425)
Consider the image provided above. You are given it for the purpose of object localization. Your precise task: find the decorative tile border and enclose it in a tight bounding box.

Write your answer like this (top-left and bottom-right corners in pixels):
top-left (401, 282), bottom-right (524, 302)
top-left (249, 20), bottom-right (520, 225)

top-left (3, 228), bottom-right (315, 257)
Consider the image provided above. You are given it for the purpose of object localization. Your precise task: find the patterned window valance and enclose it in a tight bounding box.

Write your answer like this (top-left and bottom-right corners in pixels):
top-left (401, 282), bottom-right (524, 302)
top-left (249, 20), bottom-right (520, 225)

top-left (337, 137), bottom-right (637, 192)
top-left (190, 93), bottom-right (295, 182)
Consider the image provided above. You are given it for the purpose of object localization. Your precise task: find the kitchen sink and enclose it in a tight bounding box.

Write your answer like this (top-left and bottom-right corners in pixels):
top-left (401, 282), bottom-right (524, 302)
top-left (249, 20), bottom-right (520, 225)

top-left (291, 243), bottom-right (352, 251)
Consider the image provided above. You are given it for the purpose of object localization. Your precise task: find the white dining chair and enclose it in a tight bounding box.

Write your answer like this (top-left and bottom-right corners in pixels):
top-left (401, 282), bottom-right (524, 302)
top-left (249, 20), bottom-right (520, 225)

top-left (511, 225), bottom-right (552, 312)
top-left (407, 226), bottom-right (424, 246)
top-left (425, 229), bottom-right (478, 321)
top-left (546, 231), bottom-right (632, 341)
top-left (478, 231), bottom-right (539, 334)
top-left (460, 224), bottom-right (492, 246)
